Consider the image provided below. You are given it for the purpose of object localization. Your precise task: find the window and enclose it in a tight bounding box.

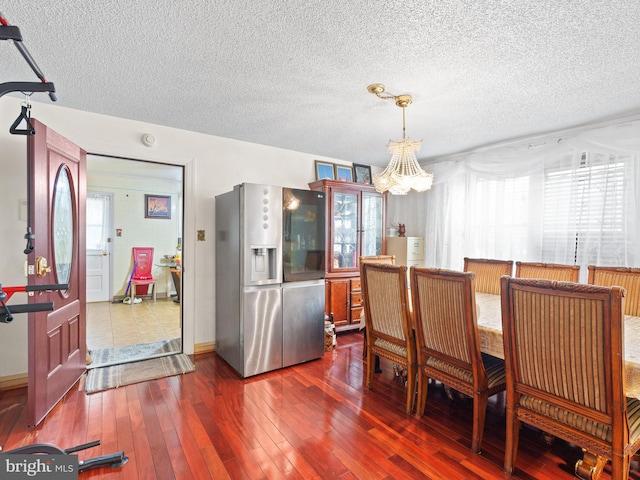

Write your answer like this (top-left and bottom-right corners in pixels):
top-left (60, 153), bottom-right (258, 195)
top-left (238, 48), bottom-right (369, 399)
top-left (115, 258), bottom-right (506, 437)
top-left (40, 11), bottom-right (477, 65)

top-left (86, 193), bottom-right (111, 252)
top-left (542, 153), bottom-right (627, 274)
top-left (467, 175), bottom-right (530, 260)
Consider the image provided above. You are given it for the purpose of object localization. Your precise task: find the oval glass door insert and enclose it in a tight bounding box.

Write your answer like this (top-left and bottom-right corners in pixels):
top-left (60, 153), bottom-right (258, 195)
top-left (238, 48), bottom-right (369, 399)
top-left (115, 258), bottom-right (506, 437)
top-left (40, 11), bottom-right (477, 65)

top-left (53, 166), bottom-right (74, 286)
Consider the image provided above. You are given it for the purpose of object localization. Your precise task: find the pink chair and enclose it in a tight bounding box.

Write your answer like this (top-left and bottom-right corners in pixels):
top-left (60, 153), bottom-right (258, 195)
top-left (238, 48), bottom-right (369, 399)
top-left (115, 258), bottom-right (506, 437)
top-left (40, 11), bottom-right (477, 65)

top-left (131, 247), bottom-right (156, 302)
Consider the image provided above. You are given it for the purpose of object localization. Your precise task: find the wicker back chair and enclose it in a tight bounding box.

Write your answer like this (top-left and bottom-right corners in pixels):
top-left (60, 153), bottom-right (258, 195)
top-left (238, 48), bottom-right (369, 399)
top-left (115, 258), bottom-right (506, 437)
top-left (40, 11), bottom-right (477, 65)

top-left (359, 255), bottom-right (397, 360)
top-left (360, 255), bottom-right (396, 272)
top-left (588, 265), bottom-right (640, 316)
top-left (515, 261), bottom-right (580, 282)
top-left (411, 267), bottom-right (506, 453)
top-left (463, 257), bottom-right (513, 295)
top-left (361, 263), bottom-right (416, 414)
top-left (500, 276), bottom-right (640, 479)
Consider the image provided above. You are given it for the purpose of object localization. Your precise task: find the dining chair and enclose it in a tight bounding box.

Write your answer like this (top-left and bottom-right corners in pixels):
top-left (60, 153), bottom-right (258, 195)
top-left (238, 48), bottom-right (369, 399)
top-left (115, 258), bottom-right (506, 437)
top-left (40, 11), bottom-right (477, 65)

top-left (359, 255), bottom-right (396, 269)
top-left (463, 257), bottom-right (513, 295)
top-left (411, 267), bottom-right (506, 453)
top-left (359, 255), bottom-right (397, 365)
top-left (360, 263), bottom-right (416, 414)
top-left (588, 265), bottom-right (640, 316)
top-left (500, 276), bottom-right (640, 479)
top-left (515, 261), bottom-right (580, 282)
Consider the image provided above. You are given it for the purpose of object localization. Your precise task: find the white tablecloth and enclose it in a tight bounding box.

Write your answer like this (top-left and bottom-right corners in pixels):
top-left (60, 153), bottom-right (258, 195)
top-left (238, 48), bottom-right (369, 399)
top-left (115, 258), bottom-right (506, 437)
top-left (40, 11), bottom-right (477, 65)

top-left (475, 292), bottom-right (640, 400)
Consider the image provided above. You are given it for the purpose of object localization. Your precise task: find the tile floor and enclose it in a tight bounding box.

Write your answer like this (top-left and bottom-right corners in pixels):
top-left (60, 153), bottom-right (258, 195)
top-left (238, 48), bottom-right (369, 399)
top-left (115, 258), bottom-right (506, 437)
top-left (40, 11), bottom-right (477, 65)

top-left (86, 297), bottom-right (181, 349)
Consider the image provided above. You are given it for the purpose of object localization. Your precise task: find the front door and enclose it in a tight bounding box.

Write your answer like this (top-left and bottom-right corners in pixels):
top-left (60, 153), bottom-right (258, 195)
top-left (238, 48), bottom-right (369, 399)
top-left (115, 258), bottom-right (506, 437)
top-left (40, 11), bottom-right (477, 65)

top-left (27, 118), bottom-right (86, 426)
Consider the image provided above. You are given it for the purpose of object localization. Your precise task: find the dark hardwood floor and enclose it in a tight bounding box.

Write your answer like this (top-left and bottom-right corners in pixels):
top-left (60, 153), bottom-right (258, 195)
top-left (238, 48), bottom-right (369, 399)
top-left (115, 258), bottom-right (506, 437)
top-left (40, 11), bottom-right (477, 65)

top-left (1, 332), bottom-right (638, 479)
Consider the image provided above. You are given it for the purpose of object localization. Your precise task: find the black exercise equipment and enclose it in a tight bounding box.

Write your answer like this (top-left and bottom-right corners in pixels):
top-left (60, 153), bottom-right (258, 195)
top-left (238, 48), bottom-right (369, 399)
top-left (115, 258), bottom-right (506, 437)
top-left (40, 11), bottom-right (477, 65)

top-left (1, 440), bottom-right (129, 474)
top-left (0, 12), bottom-right (57, 102)
top-left (0, 283), bottom-right (68, 323)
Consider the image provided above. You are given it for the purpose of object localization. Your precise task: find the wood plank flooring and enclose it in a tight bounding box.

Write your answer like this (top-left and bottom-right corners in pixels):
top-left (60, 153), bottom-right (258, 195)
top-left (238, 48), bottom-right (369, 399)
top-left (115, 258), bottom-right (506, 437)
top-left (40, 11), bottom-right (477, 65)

top-left (1, 332), bottom-right (638, 479)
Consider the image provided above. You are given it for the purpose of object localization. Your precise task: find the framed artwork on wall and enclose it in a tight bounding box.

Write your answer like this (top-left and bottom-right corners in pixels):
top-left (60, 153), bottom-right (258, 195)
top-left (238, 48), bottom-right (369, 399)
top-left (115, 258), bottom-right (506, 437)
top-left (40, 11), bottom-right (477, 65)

top-left (353, 164), bottom-right (372, 184)
top-left (335, 165), bottom-right (353, 182)
top-left (145, 194), bottom-right (171, 219)
top-left (315, 160), bottom-right (335, 180)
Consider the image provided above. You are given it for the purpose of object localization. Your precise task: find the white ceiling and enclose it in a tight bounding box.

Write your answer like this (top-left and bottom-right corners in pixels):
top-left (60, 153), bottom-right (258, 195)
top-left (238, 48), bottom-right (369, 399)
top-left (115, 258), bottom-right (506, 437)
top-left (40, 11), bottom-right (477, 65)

top-left (3, 1), bottom-right (640, 167)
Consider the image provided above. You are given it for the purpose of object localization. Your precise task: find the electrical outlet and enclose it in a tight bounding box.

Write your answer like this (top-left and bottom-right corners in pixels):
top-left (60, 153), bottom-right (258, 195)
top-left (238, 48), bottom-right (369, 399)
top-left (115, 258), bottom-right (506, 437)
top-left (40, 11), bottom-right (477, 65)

top-left (197, 230), bottom-right (205, 241)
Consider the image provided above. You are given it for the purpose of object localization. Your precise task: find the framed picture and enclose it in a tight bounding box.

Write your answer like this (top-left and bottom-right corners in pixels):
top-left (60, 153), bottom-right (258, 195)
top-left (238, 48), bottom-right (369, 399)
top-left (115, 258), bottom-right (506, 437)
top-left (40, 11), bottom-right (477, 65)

top-left (145, 194), bottom-right (171, 219)
top-left (315, 160), bottom-right (335, 180)
top-left (353, 163), bottom-right (372, 184)
top-left (335, 165), bottom-right (353, 182)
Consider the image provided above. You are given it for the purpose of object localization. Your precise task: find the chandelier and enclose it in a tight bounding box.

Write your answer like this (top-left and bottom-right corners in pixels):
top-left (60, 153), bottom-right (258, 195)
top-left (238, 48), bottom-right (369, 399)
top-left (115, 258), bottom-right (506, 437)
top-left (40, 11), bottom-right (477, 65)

top-left (367, 84), bottom-right (434, 195)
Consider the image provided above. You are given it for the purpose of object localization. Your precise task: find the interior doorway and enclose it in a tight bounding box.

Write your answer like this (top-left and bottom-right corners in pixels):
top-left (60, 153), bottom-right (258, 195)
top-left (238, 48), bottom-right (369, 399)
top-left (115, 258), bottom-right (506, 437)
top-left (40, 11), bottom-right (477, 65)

top-left (85, 155), bottom-right (183, 358)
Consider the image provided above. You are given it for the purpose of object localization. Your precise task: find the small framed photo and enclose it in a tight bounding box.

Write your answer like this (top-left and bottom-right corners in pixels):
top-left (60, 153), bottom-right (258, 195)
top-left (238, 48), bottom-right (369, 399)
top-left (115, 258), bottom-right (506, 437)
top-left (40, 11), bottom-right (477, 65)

top-left (353, 164), bottom-right (372, 184)
top-left (335, 165), bottom-right (353, 182)
top-left (145, 194), bottom-right (171, 219)
top-left (315, 160), bottom-right (335, 180)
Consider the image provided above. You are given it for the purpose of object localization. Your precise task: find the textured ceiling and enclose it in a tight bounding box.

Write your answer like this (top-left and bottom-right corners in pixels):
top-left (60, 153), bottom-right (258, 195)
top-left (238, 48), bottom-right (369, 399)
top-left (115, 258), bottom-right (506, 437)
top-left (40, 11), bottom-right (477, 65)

top-left (2, 1), bottom-right (640, 167)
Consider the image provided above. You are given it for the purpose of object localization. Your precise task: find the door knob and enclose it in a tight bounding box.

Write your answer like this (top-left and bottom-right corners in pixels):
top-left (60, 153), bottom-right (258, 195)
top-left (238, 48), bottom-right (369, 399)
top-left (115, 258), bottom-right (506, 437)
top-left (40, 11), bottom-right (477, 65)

top-left (36, 256), bottom-right (52, 277)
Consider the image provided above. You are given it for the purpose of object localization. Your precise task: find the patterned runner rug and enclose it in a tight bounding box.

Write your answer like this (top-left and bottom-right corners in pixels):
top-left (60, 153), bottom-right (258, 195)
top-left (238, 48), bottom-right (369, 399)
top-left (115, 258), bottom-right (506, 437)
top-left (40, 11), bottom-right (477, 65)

top-left (88, 338), bottom-right (181, 369)
top-left (85, 353), bottom-right (195, 394)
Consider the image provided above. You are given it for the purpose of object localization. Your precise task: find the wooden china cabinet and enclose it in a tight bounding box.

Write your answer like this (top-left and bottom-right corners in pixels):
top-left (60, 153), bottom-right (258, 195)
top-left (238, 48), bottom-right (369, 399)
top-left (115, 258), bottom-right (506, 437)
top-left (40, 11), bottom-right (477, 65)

top-left (309, 179), bottom-right (386, 332)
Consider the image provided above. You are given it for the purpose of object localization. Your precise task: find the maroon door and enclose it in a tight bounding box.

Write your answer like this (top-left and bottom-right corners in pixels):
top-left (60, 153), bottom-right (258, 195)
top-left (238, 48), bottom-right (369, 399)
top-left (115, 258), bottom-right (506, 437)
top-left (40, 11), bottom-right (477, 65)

top-left (27, 118), bottom-right (86, 426)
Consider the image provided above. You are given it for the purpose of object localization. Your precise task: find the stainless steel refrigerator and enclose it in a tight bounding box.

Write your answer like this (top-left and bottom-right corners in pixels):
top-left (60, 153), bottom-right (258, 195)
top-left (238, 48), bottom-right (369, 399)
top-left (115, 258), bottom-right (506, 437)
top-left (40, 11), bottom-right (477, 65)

top-left (215, 183), bottom-right (326, 377)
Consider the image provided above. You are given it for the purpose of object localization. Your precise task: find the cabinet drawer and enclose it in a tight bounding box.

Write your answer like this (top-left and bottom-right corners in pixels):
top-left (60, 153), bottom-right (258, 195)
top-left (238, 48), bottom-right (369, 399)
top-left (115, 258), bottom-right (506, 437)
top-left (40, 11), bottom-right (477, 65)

top-left (351, 292), bottom-right (362, 307)
top-left (408, 238), bottom-right (424, 257)
top-left (350, 306), bottom-right (363, 323)
top-left (351, 278), bottom-right (361, 291)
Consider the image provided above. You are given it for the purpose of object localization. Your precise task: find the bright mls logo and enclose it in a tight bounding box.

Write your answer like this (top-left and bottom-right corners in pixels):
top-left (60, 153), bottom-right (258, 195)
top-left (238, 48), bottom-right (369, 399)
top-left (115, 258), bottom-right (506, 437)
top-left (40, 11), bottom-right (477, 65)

top-left (1, 455), bottom-right (78, 479)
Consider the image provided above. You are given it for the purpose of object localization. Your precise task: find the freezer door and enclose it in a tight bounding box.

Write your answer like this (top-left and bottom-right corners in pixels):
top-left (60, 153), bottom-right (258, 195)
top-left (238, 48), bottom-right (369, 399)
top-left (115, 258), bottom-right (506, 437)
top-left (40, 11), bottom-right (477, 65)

top-left (282, 281), bottom-right (325, 367)
top-left (243, 286), bottom-right (283, 377)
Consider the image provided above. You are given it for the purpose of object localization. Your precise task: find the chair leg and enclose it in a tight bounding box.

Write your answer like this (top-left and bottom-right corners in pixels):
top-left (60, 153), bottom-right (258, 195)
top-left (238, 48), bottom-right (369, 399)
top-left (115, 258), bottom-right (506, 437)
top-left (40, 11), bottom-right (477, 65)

top-left (405, 364), bottom-right (416, 414)
top-left (504, 409), bottom-right (521, 475)
top-left (365, 346), bottom-right (375, 389)
top-left (471, 392), bottom-right (488, 454)
top-left (415, 369), bottom-right (428, 417)
top-left (575, 450), bottom-right (609, 480)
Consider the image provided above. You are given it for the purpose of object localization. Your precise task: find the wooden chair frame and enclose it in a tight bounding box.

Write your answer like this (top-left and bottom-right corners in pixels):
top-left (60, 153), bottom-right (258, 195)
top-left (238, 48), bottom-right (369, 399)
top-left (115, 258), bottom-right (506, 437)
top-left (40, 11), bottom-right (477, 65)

top-left (360, 263), bottom-right (416, 414)
top-left (411, 267), bottom-right (506, 453)
top-left (463, 257), bottom-right (513, 295)
top-left (500, 276), bottom-right (640, 479)
top-left (515, 261), bottom-right (580, 282)
top-left (588, 265), bottom-right (640, 317)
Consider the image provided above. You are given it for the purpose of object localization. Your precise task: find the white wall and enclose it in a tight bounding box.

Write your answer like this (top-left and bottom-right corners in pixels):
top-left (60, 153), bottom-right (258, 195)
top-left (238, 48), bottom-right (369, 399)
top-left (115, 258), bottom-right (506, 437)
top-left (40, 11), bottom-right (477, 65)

top-left (0, 96), bottom-right (352, 377)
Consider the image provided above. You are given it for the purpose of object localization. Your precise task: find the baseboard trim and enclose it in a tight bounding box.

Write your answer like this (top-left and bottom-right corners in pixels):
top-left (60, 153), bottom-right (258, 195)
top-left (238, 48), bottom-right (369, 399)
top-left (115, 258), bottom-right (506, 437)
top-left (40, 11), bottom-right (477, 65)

top-left (1, 342), bottom-right (216, 390)
top-left (0, 372), bottom-right (28, 391)
top-left (194, 341), bottom-right (216, 355)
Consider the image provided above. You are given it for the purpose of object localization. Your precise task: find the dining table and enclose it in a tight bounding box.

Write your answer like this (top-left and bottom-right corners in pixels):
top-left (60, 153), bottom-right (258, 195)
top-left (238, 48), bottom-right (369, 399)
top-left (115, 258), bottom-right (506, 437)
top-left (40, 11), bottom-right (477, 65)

top-left (475, 292), bottom-right (640, 400)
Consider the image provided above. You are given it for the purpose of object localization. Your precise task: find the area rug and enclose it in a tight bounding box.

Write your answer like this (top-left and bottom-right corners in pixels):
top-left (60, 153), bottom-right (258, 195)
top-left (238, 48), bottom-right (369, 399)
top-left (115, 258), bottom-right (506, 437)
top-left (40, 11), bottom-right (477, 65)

top-left (85, 354), bottom-right (195, 394)
top-left (88, 338), bottom-right (181, 369)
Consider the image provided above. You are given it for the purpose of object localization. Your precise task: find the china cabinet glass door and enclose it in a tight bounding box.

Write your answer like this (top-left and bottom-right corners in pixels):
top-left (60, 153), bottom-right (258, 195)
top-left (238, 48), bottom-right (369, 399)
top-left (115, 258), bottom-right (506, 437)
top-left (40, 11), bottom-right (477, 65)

top-left (361, 193), bottom-right (384, 256)
top-left (333, 191), bottom-right (358, 269)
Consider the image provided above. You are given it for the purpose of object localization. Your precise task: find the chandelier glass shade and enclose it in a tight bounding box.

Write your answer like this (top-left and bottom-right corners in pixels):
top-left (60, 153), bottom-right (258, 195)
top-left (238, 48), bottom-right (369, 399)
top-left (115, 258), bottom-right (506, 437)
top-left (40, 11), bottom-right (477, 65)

top-left (374, 138), bottom-right (434, 195)
top-left (368, 84), bottom-right (434, 195)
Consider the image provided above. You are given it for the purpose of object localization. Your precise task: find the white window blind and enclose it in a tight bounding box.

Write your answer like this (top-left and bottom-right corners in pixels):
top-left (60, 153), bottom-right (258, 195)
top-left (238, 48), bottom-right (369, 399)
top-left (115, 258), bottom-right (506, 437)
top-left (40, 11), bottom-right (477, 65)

top-left (542, 153), bottom-right (626, 271)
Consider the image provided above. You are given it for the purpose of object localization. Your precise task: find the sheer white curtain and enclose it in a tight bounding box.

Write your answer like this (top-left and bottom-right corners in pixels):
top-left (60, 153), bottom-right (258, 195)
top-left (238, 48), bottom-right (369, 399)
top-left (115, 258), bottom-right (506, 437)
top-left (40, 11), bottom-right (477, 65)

top-left (387, 117), bottom-right (640, 280)
top-left (86, 193), bottom-right (111, 252)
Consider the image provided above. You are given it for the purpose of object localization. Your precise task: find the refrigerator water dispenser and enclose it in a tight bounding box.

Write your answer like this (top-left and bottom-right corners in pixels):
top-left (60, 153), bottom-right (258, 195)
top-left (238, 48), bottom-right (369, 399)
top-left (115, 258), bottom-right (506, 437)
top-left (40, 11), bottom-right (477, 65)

top-left (250, 245), bottom-right (277, 282)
